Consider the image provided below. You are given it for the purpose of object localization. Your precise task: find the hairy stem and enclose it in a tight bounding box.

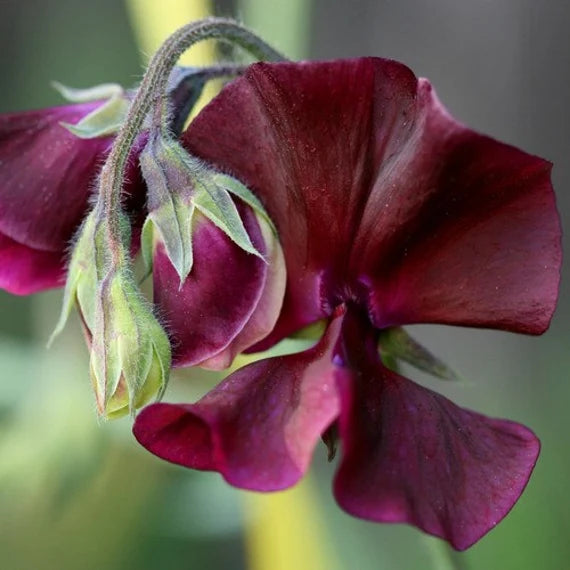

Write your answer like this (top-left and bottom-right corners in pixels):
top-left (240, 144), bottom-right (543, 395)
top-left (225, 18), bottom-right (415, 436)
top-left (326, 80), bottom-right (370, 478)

top-left (96, 17), bottom-right (286, 263)
top-left (173, 61), bottom-right (251, 82)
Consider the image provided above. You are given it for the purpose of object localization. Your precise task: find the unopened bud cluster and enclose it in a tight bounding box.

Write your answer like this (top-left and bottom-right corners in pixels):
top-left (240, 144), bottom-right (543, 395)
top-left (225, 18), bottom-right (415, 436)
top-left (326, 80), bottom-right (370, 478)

top-left (50, 21), bottom-right (287, 418)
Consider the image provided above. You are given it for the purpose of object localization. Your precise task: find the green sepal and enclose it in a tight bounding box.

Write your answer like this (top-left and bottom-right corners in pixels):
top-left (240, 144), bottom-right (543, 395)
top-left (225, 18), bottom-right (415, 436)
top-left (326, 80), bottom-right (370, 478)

top-left (140, 134), bottom-right (270, 288)
top-left (60, 95), bottom-right (130, 139)
top-left (52, 81), bottom-right (124, 103)
top-left (49, 205), bottom-right (134, 346)
top-left (140, 217), bottom-right (155, 273)
top-left (378, 328), bottom-right (462, 382)
top-left (193, 178), bottom-right (263, 261)
top-left (90, 269), bottom-right (171, 419)
top-left (212, 172), bottom-right (277, 236)
top-left (140, 136), bottom-right (196, 284)
top-left (166, 140), bottom-right (262, 263)
top-left (48, 210), bottom-right (101, 345)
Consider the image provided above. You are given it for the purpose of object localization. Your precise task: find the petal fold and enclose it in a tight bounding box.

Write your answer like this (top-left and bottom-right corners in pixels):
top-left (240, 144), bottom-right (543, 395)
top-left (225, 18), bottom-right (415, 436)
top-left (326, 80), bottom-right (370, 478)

top-left (133, 309), bottom-right (345, 491)
top-left (365, 83), bottom-right (561, 334)
top-left (333, 312), bottom-right (540, 550)
top-left (199, 214), bottom-right (286, 370)
top-left (153, 205), bottom-right (271, 368)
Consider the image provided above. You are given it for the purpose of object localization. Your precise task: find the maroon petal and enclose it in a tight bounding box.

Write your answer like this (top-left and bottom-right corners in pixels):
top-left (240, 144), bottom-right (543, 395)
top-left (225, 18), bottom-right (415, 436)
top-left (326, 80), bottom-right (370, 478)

top-left (185, 59), bottom-right (561, 339)
top-left (333, 313), bottom-right (540, 550)
top-left (363, 84), bottom-right (561, 334)
top-left (184, 58), bottom-right (409, 340)
top-left (0, 231), bottom-right (65, 294)
top-left (199, 216), bottom-right (286, 370)
top-left (153, 206), bottom-right (268, 368)
top-left (0, 103), bottom-right (112, 251)
top-left (133, 308), bottom-right (345, 491)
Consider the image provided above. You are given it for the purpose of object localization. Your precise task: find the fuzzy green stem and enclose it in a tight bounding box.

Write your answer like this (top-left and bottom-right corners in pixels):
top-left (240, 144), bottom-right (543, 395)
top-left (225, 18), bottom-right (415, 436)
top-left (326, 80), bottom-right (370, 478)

top-left (161, 62), bottom-right (251, 134)
top-left (174, 61), bottom-right (250, 83)
top-left (97, 17), bottom-right (286, 263)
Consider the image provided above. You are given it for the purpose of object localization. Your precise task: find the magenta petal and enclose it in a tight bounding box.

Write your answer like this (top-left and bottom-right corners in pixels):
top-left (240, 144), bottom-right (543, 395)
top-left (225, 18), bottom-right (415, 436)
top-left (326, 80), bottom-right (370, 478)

top-left (0, 231), bottom-right (65, 294)
top-left (334, 354), bottom-right (540, 550)
top-left (0, 103), bottom-right (112, 251)
top-left (154, 207), bottom-right (267, 368)
top-left (199, 217), bottom-right (286, 370)
top-left (133, 309), bottom-right (345, 491)
top-left (0, 104), bottom-right (147, 295)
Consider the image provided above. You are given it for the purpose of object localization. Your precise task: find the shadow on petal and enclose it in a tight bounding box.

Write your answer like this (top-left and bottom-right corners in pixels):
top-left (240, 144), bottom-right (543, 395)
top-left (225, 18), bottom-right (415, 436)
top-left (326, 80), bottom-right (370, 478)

top-left (134, 310), bottom-right (345, 491)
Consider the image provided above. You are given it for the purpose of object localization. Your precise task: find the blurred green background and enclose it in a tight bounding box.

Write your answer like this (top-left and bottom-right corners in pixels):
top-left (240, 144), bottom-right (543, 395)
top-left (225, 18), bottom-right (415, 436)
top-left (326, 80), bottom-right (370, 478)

top-left (1, 1), bottom-right (569, 569)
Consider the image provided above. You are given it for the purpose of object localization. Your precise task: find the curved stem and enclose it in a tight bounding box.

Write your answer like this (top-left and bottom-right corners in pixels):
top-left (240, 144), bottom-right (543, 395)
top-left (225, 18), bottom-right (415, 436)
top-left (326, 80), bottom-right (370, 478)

top-left (162, 62), bottom-right (252, 134)
top-left (97, 17), bottom-right (286, 263)
top-left (171, 61), bottom-right (251, 84)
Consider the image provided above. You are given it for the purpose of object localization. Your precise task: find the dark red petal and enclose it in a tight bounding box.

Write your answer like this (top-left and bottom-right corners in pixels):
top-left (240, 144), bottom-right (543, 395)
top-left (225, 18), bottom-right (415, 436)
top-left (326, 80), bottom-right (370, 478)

top-left (153, 207), bottom-right (267, 368)
top-left (199, 216), bottom-right (286, 370)
top-left (133, 309), bottom-right (345, 491)
top-left (333, 314), bottom-right (539, 550)
top-left (185, 59), bottom-right (561, 338)
top-left (183, 58), bottom-right (413, 340)
top-left (0, 230), bottom-right (65, 294)
top-left (0, 103), bottom-right (111, 251)
top-left (364, 84), bottom-right (561, 334)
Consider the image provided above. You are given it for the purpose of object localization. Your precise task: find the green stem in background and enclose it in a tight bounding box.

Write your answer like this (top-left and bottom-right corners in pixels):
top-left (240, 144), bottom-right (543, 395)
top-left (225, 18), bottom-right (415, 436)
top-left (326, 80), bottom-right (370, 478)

top-left (241, 0), bottom-right (313, 60)
top-left (96, 17), bottom-right (286, 262)
top-left (425, 536), bottom-right (469, 570)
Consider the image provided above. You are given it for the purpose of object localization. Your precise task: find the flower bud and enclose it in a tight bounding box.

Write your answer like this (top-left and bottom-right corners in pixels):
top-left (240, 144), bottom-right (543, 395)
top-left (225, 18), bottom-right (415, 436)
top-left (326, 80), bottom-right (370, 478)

top-left (198, 210), bottom-right (286, 370)
top-left (90, 270), bottom-right (171, 419)
top-left (140, 132), bottom-right (266, 285)
top-left (139, 132), bottom-right (285, 369)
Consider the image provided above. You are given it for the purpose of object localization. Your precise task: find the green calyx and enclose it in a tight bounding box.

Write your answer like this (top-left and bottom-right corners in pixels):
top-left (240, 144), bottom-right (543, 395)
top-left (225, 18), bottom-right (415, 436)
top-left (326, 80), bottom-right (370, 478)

top-left (49, 209), bottom-right (102, 344)
top-left (140, 133), bottom-right (274, 286)
top-left (90, 270), bottom-right (171, 419)
top-left (378, 328), bottom-right (462, 382)
top-left (50, 206), bottom-right (172, 419)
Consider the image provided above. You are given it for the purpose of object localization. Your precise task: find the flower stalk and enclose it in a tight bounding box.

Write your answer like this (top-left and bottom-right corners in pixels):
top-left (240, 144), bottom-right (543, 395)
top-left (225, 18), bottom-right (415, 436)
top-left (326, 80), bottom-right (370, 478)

top-left (97, 17), bottom-right (286, 259)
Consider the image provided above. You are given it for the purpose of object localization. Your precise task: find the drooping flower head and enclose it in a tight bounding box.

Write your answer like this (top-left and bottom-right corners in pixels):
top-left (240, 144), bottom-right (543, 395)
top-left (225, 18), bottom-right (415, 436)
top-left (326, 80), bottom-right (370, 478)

top-left (0, 62), bottom-right (280, 417)
top-left (134, 58), bottom-right (562, 550)
top-left (0, 14), bottom-right (561, 549)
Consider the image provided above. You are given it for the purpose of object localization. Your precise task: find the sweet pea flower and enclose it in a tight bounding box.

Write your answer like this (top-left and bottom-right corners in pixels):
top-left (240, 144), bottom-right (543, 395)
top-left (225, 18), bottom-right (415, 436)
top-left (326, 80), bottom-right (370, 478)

top-left (134, 58), bottom-right (562, 550)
